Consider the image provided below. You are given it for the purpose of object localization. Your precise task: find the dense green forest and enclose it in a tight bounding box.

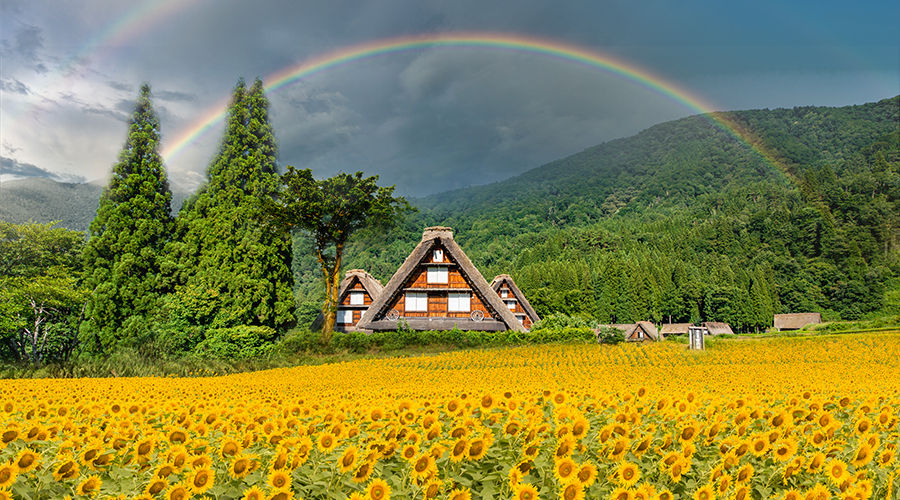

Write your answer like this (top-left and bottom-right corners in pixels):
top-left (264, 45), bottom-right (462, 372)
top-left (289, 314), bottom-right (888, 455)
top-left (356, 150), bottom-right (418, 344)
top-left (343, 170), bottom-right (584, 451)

top-left (293, 97), bottom-right (900, 331)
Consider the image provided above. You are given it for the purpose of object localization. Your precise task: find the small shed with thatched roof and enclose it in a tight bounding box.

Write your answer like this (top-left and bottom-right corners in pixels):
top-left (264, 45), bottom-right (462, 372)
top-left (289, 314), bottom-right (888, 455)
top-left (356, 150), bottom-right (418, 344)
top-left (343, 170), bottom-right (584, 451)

top-left (774, 313), bottom-right (822, 330)
top-left (311, 269), bottom-right (384, 332)
top-left (597, 322), bottom-right (659, 342)
top-left (704, 322), bottom-right (734, 335)
top-left (660, 323), bottom-right (691, 337)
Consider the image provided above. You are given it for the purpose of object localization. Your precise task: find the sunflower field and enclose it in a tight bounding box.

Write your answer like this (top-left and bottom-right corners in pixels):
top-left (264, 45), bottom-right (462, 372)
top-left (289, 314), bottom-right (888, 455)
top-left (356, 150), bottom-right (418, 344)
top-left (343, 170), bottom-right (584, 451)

top-left (0, 333), bottom-right (898, 500)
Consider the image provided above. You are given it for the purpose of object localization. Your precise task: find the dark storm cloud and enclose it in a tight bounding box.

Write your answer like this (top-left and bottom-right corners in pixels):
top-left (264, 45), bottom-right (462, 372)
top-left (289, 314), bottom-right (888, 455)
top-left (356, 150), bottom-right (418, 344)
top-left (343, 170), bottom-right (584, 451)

top-left (155, 90), bottom-right (197, 103)
top-left (0, 156), bottom-right (84, 182)
top-left (107, 81), bottom-right (133, 92)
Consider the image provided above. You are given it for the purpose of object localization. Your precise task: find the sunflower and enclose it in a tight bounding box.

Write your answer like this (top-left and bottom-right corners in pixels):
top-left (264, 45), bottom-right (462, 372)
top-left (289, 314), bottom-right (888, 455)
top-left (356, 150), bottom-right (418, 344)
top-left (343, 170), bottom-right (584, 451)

top-left (781, 490), bottom-right (802, 500)
top-left (367, 478), bottom-right (391, 500)
top-left (350, 459), bottom-right (374, 483)
top-left (571, 418), bottom-right (589, 439)
top-left (0, 465), bottom-right (16, 489)
top-left (229, 454), bottom-right (256, 480)
top-left (735, 463), bottom-right (754, 483)
top-left (732, 485), bottom-right (750, 500)
top-left (851, 442), bottom-right (874, 467)
top-left (145, 477), bottom-right (168, 496)
top-left (667, 459), bottom-right (686, 483)
top-left (76, 475), bottom-right (102, 497)
top-left (13, 448), bottom-right (40, 473)
top-left (575, 463), bottom-right (596, 487)
top-left (468, 438), bottom-right (488, 460)
top-left (447, 487), bottom-right (472, 500)
top-left (188, 466), bottom-right (214, 495)
top-left (803, 483), bottom-right (830, 500)
top-left (268, 469), bottom-right (291, 491)
top-left (560, 482), bottom-right (584, 500)
top-left (615, 461), bottom-right (640, 487)
top-left (400, 444), bottom-right (418, 462)
top-left (424, 479), bottom-right (443, 499)
top-left (692, 485), bottom-right (714, 500)
top-left (678, 421), bottom-right (699, 443)
top-left (52, 458), bottom-right (78, 481)
top-left (854, 417), bottom-right (872, 435)
top-left (773, 438), bottom-right (798, 462)
top-left (318, 433), bottom-right (338, 452)
top-left (607, 437), bottom-right (630, 461)
top-left (878, 449), bottom-right (896, 467)
top-left (750, 434), bottom-right (769, 456)
top-left (632, 436), bottom-right (652, 457)
top-left (657, 490), bottom-right (674, 500)
top-left (239, 486), bottom-right (266, 500)
top-left (219, 437), bottom-right (241, 458)
top-left (552, 457), bottom-right (576, 484)
top-left (155, 463), bottom-right (177, 479)
top-left (825, 459), bottom-right (848, 486)
top-left (339, 446), bottom-right (358, 473)
top-left (412, 453), bottom-right (435, 481)
top-left (513, 483), bottom-right (538, 500)
top-left (165, 483), bottom-right (190, 500)
top-left (609, 487), bottom-right (632, 500)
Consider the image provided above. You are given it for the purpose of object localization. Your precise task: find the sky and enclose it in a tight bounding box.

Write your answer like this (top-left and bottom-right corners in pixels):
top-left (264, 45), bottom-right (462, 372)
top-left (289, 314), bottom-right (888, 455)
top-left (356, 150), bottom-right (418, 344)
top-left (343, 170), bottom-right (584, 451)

top-left (1, 0), bottom-right (898, 196)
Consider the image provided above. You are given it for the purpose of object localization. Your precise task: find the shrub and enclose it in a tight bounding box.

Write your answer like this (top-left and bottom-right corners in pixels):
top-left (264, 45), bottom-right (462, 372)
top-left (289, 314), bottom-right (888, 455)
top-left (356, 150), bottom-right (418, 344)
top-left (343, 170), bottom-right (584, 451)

top-left (195, 325), bottom-right (277, 359)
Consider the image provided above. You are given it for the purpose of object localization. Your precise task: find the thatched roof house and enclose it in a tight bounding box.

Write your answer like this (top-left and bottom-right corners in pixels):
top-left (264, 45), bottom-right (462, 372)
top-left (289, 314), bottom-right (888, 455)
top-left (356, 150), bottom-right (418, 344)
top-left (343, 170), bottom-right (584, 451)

top-left (704, 322), bottom-right (734, 335)
top-left (491, 274), bottom-right (541, 330)
top-left (357, 227), bottom-right (526, 332)
top-left (660, 323), bottom-right (691, 336)
top-left (312, 269), bottom-right (384, 332)
top-left (597, 321), bottom-right (659, 342)
top-left (774, 313), bottom-right (822, 330)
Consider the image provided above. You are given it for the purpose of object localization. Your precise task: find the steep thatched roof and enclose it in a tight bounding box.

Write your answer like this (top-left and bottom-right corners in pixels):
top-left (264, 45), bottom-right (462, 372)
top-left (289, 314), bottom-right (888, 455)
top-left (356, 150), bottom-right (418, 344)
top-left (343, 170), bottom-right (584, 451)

top-left (490, 274), bottom-right (541, 325)
top-left (660, 323), bottom-right (691, 336)
top-left (774, 313), bottom-right (822, 330)
top-left (310, 269), bottom-right (384, 331)
top-left (597, 322), bottom-right (659, 341)
top-left (703, 322), bottom-right (734, 335)
top-left (357, 227), bottom-right (526, 332)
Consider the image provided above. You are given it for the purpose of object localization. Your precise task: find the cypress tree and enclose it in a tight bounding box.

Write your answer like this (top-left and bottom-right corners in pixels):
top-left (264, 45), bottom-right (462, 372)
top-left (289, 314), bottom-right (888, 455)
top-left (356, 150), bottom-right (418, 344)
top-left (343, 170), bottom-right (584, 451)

top-left (168, 78), bottom-right (294, 332)
top-left (81, 83), bottom-right (174, 353)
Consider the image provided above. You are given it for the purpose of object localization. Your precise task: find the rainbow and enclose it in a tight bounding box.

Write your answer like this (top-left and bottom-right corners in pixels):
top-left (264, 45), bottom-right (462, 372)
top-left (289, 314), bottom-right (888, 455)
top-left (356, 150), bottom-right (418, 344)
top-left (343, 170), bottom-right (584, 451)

top-left (162, 32), bottom-right (786, 177)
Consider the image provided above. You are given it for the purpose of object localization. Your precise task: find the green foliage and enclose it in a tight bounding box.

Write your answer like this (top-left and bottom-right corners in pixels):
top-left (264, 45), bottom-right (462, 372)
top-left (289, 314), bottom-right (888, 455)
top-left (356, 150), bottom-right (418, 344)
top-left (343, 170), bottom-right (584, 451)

top-left (263, 167), bottom-right (412, 338)
top-left (195, 325), bottom-right (277, 359)
top-left (164, 79), bottom-right (295, 333)
top-left (595, 326), bottom-right (626, 344)
top-left (80, 84), bottom-right (174, 354)
top-left (0, 222), bottom-right (87, 363)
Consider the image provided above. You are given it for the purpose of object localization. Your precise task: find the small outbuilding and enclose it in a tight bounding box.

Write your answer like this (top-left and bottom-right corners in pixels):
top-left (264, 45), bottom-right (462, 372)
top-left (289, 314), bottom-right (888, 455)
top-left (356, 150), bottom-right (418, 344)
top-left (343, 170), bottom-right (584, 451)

top-left (597, 322), bottom-right (659, 342)
top-left (704, 322), bottom-right (734, 335)
top-left (660, 323), bottom-right (691, 337)
top-left (774, 313), bottom-right (822, 331)
top-left (311, 269), bottom-right (384, 332)
top-left (491, 274), bottom-right (541, 330)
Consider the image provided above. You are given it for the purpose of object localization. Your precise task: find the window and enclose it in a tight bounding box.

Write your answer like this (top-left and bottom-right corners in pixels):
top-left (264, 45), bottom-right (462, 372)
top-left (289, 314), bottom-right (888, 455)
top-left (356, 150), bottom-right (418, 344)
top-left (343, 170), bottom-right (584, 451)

top-left (427, 266), bottom-right (447, 284)
top-left (500, 289), bottom-right (509, 298)
top-left (433, 249), bottom-right (443, 262)
top-left (516, 314), bottom-right (526, 324)
top-left (637, 330), bottom-right (644, 339)
top-left (506, 300), bottom-right (516, 310)
top-left (337, 309), bottom-right (354, 324)
top-left (448, 292), bottom-right (470, 312)
top-left (405, 292), bottom-right (428, 312)
top-left (349, 291), bottom-right (364, 305)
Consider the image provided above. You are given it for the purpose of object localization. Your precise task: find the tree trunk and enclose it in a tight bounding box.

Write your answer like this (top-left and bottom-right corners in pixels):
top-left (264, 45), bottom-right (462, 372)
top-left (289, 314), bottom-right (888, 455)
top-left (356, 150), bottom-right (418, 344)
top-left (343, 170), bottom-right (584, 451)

top-left (317, 242), bottom-right (344, 343)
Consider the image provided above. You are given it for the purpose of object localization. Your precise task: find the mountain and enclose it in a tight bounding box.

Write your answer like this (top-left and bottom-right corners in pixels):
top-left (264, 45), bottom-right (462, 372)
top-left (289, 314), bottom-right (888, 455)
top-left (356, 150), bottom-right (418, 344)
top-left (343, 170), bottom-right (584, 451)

top-left (298, 97), bottom-right (899, 328)
top-left (0, 177), bottom-right (191, 233)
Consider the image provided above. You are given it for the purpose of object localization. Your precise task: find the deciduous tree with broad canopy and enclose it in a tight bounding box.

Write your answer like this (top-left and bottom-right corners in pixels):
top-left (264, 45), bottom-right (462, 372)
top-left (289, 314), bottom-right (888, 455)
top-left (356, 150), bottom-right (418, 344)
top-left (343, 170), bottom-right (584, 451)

top-left (263, 168), bottom-right (411, 339)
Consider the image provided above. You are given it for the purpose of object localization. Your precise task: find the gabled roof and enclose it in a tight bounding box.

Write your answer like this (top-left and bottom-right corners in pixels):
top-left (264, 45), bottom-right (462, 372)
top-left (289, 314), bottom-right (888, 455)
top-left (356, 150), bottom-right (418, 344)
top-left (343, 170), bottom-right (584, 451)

top-left (491, 274), bottom-right (541, 324)
top-left (357, 227), bottom-right (526, 332)
top-left (597, 322), bottom-right (659, 341)
top-left (774, 313), bottom-right (822, 330)
top-left (703, 322), bottom-right (734, 335)
top-left (310, 269), bottom-right (383, 331)
top-left (660, 323), bottom-right (691, 336)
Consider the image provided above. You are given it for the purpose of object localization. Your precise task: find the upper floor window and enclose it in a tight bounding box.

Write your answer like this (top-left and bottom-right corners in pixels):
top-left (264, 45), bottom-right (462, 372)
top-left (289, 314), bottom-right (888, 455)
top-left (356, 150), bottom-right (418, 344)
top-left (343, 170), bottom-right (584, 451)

top-left (506, 300), bottom-right (516, 310)
top-left (349, 291), bottom-right (364, 305)
top-left (433, 249), bottom-right (443, 262)
top-left (427, 266), bottom-right (448, 284)
top-left (500, 289), bottom-right (509, 298)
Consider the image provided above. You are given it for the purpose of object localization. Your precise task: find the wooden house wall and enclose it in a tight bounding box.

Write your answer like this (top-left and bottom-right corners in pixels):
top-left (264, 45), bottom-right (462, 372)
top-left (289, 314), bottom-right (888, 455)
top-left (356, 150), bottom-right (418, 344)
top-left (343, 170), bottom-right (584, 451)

top-left (385, 255), bottom-right (492, 319)
top-left (497, 284), bottom-right (533, 329)
top-left (336, 279), bottom-right (374, 328)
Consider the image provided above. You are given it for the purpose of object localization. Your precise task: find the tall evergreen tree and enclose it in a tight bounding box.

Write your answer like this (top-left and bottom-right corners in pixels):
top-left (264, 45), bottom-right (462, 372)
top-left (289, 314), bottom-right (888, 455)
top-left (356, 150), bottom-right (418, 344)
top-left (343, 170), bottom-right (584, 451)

top-left (166, 79), bottom-right (294, 332)
top-left (81, 84), bottom-right (174, 353)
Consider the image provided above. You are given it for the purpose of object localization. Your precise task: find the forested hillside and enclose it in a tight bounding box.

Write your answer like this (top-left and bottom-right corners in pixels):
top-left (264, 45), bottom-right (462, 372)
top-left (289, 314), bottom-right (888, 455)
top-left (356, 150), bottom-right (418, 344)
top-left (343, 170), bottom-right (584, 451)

top-left (293, 97), bottom-right (900, 330)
